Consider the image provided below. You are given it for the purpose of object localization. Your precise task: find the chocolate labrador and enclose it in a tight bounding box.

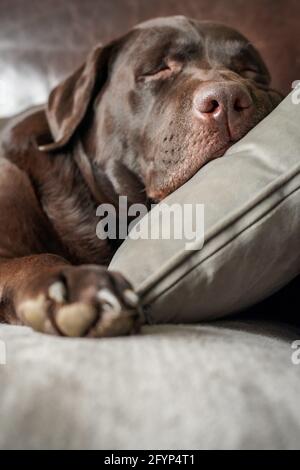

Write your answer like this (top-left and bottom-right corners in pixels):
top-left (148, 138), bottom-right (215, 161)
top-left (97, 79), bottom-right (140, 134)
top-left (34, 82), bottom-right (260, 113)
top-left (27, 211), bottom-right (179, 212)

top-left (0, 16), bottom-right (282, 337)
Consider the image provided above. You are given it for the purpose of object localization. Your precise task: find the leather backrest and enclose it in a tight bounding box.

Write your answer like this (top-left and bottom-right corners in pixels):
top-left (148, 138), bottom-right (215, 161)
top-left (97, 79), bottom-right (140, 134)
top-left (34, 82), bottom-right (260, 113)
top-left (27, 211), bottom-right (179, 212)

top-left (0, 0), bottom-right (299, 117)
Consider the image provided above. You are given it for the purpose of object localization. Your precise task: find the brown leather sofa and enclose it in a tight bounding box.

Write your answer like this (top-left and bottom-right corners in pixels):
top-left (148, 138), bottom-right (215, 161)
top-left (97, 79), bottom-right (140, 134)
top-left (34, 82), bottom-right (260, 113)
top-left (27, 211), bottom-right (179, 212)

top-left (0, 0), bottom-right (300, 450)
top-left (0, 0), bottom-right (299, 119)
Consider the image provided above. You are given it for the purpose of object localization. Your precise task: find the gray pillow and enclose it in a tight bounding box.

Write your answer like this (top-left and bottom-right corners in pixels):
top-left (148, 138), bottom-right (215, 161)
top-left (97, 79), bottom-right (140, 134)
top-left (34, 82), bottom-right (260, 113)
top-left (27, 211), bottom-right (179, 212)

top-left (109, 92), bottom-right (300, 324)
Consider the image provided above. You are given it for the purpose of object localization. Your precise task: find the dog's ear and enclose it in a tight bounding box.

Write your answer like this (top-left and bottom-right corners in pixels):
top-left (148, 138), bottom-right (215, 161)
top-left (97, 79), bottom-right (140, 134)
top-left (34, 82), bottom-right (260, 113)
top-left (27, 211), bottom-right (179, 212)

top-left (38, 41), bottom-right (119, 152)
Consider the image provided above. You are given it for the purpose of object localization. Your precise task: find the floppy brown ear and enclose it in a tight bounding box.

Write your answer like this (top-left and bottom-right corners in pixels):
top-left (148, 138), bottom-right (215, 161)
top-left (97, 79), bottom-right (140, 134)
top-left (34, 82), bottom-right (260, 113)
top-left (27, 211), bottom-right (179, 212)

top-left (38, 42), bottom-right (117, 152)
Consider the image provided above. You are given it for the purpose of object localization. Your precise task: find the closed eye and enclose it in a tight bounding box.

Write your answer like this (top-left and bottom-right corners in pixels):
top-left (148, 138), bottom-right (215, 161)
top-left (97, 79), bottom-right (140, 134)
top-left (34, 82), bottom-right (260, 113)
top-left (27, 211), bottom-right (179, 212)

top-left (240, 68), bottom-right (260, 79)
top-left (137, 60), bottom-right (182, 82)
top-left (239, 68), bottom-right (269, 85)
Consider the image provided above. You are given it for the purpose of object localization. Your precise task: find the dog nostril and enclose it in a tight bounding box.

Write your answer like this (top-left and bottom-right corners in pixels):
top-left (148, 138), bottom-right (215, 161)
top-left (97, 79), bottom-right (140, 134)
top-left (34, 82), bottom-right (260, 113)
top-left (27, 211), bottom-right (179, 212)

top-left (234, 100), bottom-right (245, 112)
top-left (199, 98), bottom-right (220, 114)
top-left (234, 95), bottom-right (251, 112)
top-left (210, 100), bottom-right (219, 112)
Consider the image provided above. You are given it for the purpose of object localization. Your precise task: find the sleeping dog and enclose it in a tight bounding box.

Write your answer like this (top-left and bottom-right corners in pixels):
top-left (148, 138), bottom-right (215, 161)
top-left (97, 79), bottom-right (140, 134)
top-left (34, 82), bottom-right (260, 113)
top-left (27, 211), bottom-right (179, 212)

top-left (0, 16), bottom-right (282, 337)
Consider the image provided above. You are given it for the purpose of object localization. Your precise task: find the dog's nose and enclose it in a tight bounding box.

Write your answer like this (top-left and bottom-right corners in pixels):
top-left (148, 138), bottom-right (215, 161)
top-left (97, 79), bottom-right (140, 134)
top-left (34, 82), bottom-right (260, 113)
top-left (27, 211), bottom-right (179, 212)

top-left (193, 83), bottom-right (253, 126)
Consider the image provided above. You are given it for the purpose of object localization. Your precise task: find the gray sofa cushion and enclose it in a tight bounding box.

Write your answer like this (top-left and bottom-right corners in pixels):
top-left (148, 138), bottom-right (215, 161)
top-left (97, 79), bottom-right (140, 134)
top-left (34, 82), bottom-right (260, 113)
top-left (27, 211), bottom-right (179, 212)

top-left (110, 92), bottom-right (300, 324)
top-left (0, 320), bottom-right (300, 449)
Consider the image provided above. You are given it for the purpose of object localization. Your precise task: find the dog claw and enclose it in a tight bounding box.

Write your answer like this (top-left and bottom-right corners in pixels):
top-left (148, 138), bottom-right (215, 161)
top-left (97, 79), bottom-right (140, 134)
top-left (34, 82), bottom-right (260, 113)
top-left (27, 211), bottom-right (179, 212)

top-left (97, 288), bottom-right (122, 313)
top-left (123, 289), bottom-right (139, 307)
top-left (48, 281), bottom-right (66, 303)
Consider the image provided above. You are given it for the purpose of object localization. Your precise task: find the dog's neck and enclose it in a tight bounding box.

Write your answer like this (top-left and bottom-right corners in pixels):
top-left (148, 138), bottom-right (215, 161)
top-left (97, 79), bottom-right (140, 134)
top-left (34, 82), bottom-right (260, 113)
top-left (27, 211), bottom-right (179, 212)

top-left (77, 125), bottom-right (149, 209)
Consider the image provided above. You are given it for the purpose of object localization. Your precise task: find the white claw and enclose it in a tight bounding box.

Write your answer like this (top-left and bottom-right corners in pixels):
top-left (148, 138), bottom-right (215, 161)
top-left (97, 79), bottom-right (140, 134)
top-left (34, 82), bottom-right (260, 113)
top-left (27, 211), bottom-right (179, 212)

top-left (123, 289), bottom-right (139, 307)
top-left (97, 288), bottom-right (122, 314)
top-left (48, 281), bottom-right (66, 303)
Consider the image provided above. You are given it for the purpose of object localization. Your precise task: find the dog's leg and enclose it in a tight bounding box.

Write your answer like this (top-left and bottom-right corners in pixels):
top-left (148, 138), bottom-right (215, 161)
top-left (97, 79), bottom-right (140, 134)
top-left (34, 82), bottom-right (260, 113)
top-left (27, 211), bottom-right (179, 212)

top-left (0, 160), bottom-right (140, 337)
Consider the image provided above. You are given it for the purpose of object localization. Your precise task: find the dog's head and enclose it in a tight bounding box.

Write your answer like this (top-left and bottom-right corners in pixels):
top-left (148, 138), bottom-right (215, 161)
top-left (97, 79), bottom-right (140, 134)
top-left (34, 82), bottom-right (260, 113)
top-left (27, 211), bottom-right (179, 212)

top-left (41, 16), bottom-right (282, 201)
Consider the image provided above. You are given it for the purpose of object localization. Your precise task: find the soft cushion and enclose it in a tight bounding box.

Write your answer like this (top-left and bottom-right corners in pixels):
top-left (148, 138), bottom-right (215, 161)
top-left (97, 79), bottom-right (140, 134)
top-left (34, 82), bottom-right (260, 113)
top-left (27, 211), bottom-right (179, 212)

top-left (0, 320), bottom-right (300, 449)
top-left (110, 93), bottom-right (300, 323)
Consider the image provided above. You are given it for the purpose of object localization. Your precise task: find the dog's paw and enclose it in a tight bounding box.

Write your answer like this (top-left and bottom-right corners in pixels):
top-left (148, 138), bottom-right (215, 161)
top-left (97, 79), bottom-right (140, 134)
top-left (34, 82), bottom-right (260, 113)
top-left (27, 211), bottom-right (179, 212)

top-left (17, 266), bottom-right (142, 337)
